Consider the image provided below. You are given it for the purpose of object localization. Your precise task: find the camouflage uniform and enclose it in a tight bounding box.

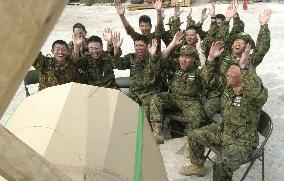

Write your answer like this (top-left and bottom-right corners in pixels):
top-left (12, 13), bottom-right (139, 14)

top-left (188, 62), bottom-right (268, 180)
top-left (33, 52), bottom-right (78, 91)
top-left (74, 52), bottom-right (119, 89)
top-left (112, 52), bottom-right (163, 118)
top-left (201, 14), bottom-right (247, 119)
top-left (150, 46), bottom-right (204, 131)
top-left (125, 25), bottom-right (162, 51)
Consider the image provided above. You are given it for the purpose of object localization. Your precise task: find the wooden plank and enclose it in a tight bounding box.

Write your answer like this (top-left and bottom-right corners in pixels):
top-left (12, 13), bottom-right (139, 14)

top-left (0, 125), bottom-right (72, 181)
top-left (0, 0), bottom-right (68, 119)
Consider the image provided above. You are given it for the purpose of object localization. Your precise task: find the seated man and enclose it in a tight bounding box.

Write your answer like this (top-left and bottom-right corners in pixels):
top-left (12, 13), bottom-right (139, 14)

top-left (111, 32), bottom-right (163, 130)
top-left (149, 32), bottom-right (206, 141)
top-left (179, 41), bottom-right (268, 180)
top-left (33, 40), bottom-right (78, 91)
top-left (72, 35), bottom-right (119, 89)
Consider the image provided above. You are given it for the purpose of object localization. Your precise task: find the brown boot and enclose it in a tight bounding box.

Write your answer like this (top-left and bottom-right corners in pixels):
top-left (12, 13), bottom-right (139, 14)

top-left (151, 122), bottom-right (164, 144)
top-left (179, 164), bottom-right (206, 177)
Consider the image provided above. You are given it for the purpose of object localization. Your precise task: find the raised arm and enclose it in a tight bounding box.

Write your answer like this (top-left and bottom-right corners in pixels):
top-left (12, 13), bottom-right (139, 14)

top-left (250, 9), bottom-right (272, 68)
top-left (161, 31), bottom-right (183, 59)
top-left (114, 0), bottom-right (139, 38)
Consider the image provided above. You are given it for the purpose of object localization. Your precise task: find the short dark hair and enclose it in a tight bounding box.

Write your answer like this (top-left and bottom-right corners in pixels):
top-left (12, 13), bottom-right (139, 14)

top-left (52, 40), bottom-right (68, 50)
top-left (73, 23), bottom-right (87, 33)
top-left (186, 25), bottom-right (198, 33)
top-left (87, 35), bottom-right (103, 47)
top-left (139, 15), bottom-right (152, 27)
top-left (133, 35), bottom-right (149, 45)
top-left (216, 14), bottom-right (225, 21)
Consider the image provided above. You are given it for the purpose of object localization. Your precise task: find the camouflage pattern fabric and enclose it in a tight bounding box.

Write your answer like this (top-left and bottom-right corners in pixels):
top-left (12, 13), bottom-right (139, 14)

top-left (74, 52), bottom-right (119, 89)
top-left (219, 24), bottom-right (270, 76)
top-left (112, 52), bottom-right (163, 103)
top-left (188, 62), bottom-right (268, 180)
top-left (33, 52), bottom-right (78, 91)
top-left (125, 25), bottom-right (162, 52)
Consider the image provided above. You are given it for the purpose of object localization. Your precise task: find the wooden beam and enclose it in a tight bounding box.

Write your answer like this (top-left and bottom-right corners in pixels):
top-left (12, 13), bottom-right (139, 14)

top-left (0, 125), bottom-right (72, 180)
top-left (0, 0), bottom-right (68, 119)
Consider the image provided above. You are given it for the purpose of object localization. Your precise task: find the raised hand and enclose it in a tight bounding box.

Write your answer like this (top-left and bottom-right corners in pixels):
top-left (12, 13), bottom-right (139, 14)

top-left (103, 27), bottom-right (113, 44)
top-left (208, 41), bottom-right (224, 62)
top-left (114, 0), bottom-right (125, 16)
top-left (200, 8), bottom-right (209, 23)
top-left (209, 1), bottom-right (215, 17)
top-left (72, 33), bottom-right (83, 46)
top-left (259, 9), bottom-right (272, 25)
top-left (153, 0), bottom-right (162, 11)
top-left (233, 0), bottom-right (239, 12)
top-left (225, 3), bottom-right (237, 21)
top-left (239, 43), bottom-right (251, 68)
top-left (172, 31), bottom-right (184, 46)
top-left (149, 39), bottom-right (158, 56)
top-left (112, 31), bottom-right (123, 49)
top-left (174, 4), bottom-right (184, 19)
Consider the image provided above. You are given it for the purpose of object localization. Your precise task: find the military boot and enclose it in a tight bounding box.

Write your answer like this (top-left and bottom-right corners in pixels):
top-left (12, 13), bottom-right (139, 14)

top-left (179, 164), bottom-right (206, 177)
top-left (151, 122), bottom-right (164, 144)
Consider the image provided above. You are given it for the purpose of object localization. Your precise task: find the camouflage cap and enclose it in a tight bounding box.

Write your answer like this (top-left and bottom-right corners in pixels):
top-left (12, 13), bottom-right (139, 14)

top-left (179, 45), bottom-right (198, 57)
top-left (232, 32), bottom-right (256, 49)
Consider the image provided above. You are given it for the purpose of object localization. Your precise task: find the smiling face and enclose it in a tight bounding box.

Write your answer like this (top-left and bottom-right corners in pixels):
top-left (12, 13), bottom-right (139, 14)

top-left (178, 55), bottom-right (195, 71)
top-left (74, 27), bottom-right (87, 38)
top-left (226, 65), bottom-right (242, 87)
top-left (232, 39), bottom-right (247, 57)
top-left (88, 42), bottom-right (103, 59)
top-left (185, 29), bottom-right (197, 45)
top-left (139, 22), bottom-right (151, 35)
top-left (134, 40), bottom-right (148, 59)
top-left (51, 44), bottom-right (68, 64)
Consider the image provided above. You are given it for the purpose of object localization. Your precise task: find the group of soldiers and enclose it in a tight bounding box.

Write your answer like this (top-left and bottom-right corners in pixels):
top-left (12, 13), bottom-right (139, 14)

top-left (33, 0), bottom-right (272, 180)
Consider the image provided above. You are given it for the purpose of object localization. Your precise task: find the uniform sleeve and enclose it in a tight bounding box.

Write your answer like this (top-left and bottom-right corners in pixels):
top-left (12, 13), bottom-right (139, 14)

top-left (112, 54), bottom-right (132, 70)
top-left (200, 61), bottom-right (225, 91)
top-left (32, 52), bottom-right (48, 72)
top-left (242, 68), bottom-right (268, 108)
top-left (125, 25), bottom-right (141, 40)
top-left (229, 13), bottom-right (245, 36)
top-left (249, 24), bottom-right (271, 68)
top-left (216, 21), bottom-right (230, 42)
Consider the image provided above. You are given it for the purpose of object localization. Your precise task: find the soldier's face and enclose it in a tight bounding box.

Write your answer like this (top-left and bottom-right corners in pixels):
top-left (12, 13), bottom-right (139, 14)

top-left (134, 41), bottom-right (148, 59)
top-left (232, 39), bottom-right (247, 57)
top-left (88, 42), bottom-right (103, 59)
top-left (179, 55), bottom-right (195, 71)
top-left (74, 28), bottom-right (87, 38)
top-left (185, 30), bottom-right (197, 45)
top-left (226, 65), bottom-right (242, 87)
top-left (51, 44), bottom-right (68, 64)
top-left (216, 18), bottom-right (223, 26)
top-left (139, 22), bottom-right (151, 35)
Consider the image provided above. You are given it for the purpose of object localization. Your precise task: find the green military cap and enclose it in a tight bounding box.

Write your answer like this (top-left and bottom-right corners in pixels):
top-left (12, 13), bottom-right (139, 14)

top-left (232, 32), bottom-right (256, 49)
top-left (179, 45), bottom-right (198, 57)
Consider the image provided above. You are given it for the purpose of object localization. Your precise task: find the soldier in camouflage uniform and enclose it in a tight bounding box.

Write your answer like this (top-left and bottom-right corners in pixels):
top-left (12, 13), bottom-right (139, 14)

top-left (149, 32), bottom-right (207, 142)
top-left (111, 32), bottom-right (163, 134)
top-left (33, 40), bottom-right (78, 91)
top-left (72, 35), bottom-right (119, 89)
top-left (68, 23), bottom-right (89, 55)
top-left (179, 38), bottom-right (268, 181)
top-left (114, 0), bottom-right (163, 51)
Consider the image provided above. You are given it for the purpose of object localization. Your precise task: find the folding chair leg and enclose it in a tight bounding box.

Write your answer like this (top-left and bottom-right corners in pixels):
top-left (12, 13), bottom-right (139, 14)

top-left (262, 151), bottom-right (265, 181)
top-left (205, 149), bottom-right (212, 162)
top-left (240, 159), bottom-right (257, 181)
